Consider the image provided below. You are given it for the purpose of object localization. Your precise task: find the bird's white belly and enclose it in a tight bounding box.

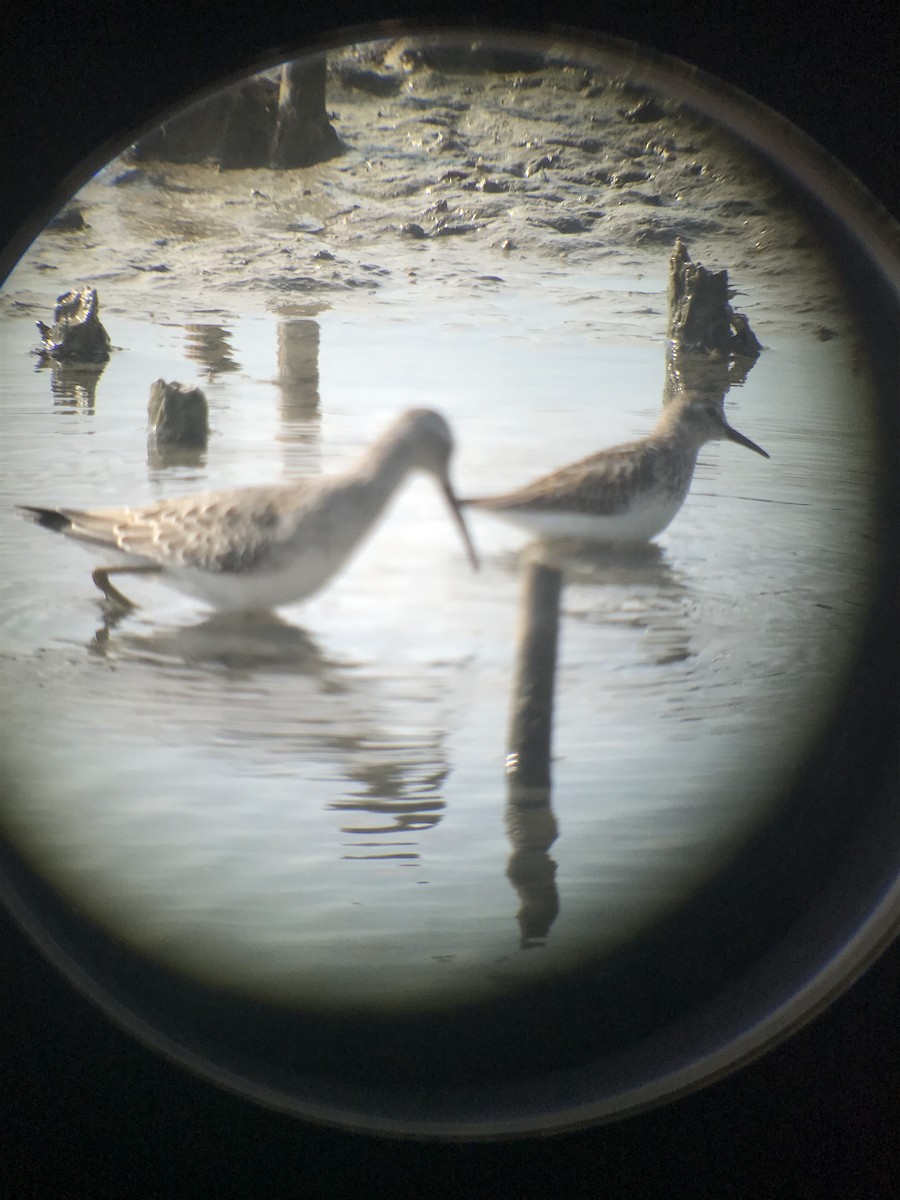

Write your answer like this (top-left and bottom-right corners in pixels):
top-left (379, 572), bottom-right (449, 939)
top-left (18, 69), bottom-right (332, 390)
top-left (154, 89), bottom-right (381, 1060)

top-left (487, 496), bottom-right (683, 544)
top-left (163, 548), bottom-right (344, 611)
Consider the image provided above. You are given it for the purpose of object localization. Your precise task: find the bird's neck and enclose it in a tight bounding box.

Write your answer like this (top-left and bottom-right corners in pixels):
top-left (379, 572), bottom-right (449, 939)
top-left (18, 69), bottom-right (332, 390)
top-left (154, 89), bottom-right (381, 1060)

top-left (354, 426), bottom-right (419, 512)
top-left (650, 407), bottom-right (705, 456)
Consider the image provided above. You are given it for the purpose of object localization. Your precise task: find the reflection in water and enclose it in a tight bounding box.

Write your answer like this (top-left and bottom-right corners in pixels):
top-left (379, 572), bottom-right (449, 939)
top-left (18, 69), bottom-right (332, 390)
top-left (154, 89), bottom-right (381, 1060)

top-left (506, 782), bottom-right (559, 947)
top-left (277, 318), bottom-right (322, 453)
top-left (502, 540), bottom-right (691, 946)
top-left (183, 323), bottom-right (240, 376)
top-left (147, 442), bottom-right (208, 473)
top-left (332, 751), bottom-right (448, 848)
top-left (542, 541), bottom-right (690, 668)
top-left (500, 541), bottom-right (689, 665)
top-left (87, 608), bottom-right (451, 863)
top-left (277, 318), bottom-right (321, 415)
top-left (89, 609), bottom-right (330, 673)
top-left (44, 362), bottom-right (105, 410)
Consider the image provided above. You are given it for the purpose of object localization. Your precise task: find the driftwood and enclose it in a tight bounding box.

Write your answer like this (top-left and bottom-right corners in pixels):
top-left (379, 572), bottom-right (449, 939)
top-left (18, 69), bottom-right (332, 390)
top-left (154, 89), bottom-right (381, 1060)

top-left (130, 59), bottom-right (342, 170)
top-left (36, 288), bottom-right (111, 365)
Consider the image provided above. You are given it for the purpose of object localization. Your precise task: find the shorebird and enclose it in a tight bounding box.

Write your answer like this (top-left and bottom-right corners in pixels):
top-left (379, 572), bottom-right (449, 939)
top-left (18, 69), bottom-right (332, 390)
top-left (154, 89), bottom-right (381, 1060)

top-left (18, 408), bottom-right (479, 611)
top-left (464, 395), bottom-right (769, 543)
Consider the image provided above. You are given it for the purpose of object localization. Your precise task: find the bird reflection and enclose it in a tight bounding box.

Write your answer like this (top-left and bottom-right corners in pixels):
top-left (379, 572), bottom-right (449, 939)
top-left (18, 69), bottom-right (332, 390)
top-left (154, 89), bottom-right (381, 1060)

top-left (498, 540), bottom-right (690, 668)
top-left (89, 609), bottom-right (331, 673)
top-left (88, 608), bottom-right (452, 866)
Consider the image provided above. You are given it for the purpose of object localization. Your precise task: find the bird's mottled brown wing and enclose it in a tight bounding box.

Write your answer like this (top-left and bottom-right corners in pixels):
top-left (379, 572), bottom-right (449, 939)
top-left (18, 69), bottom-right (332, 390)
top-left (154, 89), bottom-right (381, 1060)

top-left (41, 484), bottom-right (314, 570)
top-left (469, 439), bottom-right (666, 516)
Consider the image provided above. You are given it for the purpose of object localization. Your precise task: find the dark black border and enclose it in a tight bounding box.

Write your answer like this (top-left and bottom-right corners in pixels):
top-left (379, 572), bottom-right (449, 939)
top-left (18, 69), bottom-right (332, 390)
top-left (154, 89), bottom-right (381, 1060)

top-left (3, 2), bottom-right (899, 1193)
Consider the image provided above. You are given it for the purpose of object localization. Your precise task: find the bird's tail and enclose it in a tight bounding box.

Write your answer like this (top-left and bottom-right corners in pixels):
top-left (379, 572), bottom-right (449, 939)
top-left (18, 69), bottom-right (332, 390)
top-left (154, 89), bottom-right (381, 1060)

top-left (16, 505), bottom-right (74, 533)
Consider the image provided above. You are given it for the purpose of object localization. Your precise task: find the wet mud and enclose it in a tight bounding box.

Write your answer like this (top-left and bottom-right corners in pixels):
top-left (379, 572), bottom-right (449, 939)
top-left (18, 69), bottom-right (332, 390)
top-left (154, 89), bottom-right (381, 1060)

top-left (3, 39), bottom-right (847, 342)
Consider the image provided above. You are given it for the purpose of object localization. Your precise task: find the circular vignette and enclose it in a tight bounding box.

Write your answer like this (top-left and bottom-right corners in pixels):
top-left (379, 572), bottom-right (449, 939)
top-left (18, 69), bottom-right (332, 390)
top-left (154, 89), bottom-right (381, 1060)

top-left (1, 24), bottom-right (898, 1139)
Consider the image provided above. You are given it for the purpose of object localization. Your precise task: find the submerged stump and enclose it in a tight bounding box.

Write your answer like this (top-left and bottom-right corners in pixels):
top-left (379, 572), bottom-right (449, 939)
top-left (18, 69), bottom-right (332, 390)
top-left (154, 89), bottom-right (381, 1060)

top-left (147, 379), bottom-right (209, 448)
top-left (147, 379), bottom-right (209, 469)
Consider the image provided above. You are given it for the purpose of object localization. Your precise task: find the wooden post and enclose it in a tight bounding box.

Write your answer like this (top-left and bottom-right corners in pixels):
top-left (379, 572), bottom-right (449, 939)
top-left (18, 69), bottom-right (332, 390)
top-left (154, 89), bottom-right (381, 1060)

top-left (506, 558), bottom-right (562, 788)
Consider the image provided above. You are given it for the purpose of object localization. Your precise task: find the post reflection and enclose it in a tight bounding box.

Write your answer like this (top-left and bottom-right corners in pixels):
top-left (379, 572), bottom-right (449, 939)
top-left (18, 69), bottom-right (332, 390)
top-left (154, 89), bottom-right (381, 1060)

top-left (276, 318), bottom-right (322, 455)
top-left (277, 318), bottom-right (321, 415)
top-left (183, 323), bottom-right (240, 377)
top-left (506, 781), bottom-right (559, 947)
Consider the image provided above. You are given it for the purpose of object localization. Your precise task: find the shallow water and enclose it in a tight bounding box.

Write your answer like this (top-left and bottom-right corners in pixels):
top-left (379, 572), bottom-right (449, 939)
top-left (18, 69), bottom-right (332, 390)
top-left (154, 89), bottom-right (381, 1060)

top-left (0, 45), bottom-right (882, 1013)
top-left (0, 301), bottom-right (878, 1011)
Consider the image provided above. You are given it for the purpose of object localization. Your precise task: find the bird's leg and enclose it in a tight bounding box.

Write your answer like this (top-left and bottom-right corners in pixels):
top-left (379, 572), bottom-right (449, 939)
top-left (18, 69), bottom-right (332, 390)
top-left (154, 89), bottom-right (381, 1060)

top-left (91, 565), bottom-right (162, 609)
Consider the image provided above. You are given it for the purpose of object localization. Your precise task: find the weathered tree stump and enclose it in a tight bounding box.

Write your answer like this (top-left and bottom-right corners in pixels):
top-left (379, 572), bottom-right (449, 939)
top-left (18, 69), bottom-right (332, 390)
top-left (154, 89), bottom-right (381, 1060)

top-left (665, 239), bottom-right (762, 402)
top-left (36, 288), bottom-right (112, 365)
top-left (130, 59), bottom-right (342, 170)
top-left (667, 238), bottom-right (762, 357)
top-left (270, 58), bottom-right (344, 169)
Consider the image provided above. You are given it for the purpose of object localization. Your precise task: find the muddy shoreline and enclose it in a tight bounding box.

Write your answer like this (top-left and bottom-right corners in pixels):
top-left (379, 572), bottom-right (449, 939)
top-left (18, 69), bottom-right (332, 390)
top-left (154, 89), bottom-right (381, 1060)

top-left (3, 44), bottom-right (849, 344)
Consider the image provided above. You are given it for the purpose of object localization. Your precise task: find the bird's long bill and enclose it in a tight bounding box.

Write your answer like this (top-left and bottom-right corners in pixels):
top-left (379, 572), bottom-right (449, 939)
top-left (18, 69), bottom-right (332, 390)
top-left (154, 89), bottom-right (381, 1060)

top-left (441, 480), bottom-right (480, 570)
top-left (725, 423), bottom-right (770, 458)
